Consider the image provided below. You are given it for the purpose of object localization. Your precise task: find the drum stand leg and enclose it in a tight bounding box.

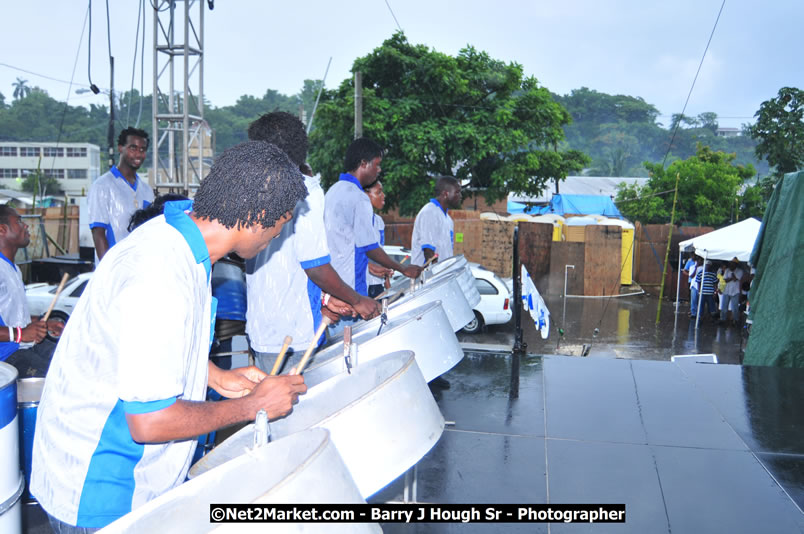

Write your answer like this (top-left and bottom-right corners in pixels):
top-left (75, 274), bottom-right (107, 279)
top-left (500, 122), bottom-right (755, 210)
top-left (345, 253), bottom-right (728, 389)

top-left (402, 464), bottom-right (418, 503)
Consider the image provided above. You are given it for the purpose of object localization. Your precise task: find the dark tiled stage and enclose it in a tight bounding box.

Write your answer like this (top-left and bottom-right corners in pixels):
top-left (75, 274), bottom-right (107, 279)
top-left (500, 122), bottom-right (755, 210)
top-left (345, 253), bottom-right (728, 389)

top-left (374, 352), bottom-right (804, 533)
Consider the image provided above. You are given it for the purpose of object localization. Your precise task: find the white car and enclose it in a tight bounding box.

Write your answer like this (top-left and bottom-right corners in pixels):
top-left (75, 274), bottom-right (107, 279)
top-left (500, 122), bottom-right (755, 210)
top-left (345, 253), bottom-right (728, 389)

top-left (461, 264), bottom-right (513, 334)
top-left (25, 272), bottom-right (92, 324)
top-left (381, 247), bottom-right (512, 334)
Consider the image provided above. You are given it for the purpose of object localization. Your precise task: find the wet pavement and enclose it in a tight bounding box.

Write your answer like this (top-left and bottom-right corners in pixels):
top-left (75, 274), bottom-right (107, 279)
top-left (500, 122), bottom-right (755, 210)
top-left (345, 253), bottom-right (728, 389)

top-left (458, 293), bottom-right (747, 364)
top-left (373, 351), bottom-right (804, 533)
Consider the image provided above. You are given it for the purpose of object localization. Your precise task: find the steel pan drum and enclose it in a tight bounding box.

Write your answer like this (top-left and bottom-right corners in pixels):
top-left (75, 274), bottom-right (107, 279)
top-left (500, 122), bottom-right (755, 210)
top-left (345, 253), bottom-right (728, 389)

top-left (190, 351), bottom-right (444, 498)
top-left (314, 301), bottom-right (463, 383)
top-left (100, 428), bottom-right (378, 534)
top-left (385, 271), bottom-right (473, 331)
top-left (0, 362), bottom-right (21, 534)
top-left (388, 255), bottom-right (481, 308)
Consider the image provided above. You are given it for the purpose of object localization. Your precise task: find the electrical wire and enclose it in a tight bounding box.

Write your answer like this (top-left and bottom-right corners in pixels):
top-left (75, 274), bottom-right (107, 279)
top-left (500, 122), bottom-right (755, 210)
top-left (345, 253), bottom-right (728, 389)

top-left (660, 0), bottom-right (726, 169)
top-left (44, 5), bottom-right (90, 191)
top-left (126, 0), bottom-right (146, 127)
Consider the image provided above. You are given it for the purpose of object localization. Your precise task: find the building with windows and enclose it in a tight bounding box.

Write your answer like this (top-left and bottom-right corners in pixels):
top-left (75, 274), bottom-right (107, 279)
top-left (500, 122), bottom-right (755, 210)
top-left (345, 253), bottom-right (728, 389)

top-left (0, 142), bottom-right (101, 196)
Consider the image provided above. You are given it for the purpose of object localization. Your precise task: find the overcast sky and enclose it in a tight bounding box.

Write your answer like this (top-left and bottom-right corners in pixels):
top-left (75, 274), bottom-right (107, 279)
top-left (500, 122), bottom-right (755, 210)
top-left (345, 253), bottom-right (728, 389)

top-left (2, 0), bottom-right (802, 129)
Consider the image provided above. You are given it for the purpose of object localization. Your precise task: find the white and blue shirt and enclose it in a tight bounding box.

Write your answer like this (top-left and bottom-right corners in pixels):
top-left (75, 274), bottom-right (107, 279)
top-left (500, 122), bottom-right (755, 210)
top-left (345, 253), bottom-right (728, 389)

top-left (366, 213), bottom-right (386, 287)
top-left (31, 201), bottom-right (214, 528)
top-left (246, 175), bottom-right (330, 353)
top-left (323, 174), bottom-right (379, 296)
top-left (411, 198), bottom-right (454, 266)
top-left (87, 166), bottom-right (154, 261)
top-left (0, 251), bottom-right (30, 359)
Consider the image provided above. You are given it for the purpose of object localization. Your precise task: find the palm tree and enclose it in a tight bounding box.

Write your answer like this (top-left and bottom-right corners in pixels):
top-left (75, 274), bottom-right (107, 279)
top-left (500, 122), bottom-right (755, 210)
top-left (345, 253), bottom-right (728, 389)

top-left (12, 77), bottom-right (31, 100)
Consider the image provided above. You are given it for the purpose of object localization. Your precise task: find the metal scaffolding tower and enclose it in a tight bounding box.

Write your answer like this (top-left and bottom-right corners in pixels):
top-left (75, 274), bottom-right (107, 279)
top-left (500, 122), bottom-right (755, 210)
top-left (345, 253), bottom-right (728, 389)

top-left (151, 0), bottom-right (213, 193)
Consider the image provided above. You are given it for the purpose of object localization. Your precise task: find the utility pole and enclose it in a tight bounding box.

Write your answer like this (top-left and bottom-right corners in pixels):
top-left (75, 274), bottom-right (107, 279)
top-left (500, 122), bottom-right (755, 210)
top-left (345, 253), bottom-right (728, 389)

top-left (354, 71), bottom-right (363, 139)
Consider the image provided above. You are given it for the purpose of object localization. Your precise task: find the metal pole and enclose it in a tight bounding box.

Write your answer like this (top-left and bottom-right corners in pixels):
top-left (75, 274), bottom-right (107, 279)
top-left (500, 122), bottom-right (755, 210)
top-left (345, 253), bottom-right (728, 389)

top-left (695, 251), bottom-right (707, 329)
top-left (107, 56), bottom-right (115, 169)
top-left (656, 172), bottom-right (681, 324)
top-left (675, 250), bottom-right (682, 310)
top-left (151, 0), bottom-right (158, 188)
top-left (354, 71), bottom-right (362, 139)
top-left (307, 57), bottom-right (331, 134)
top-left (512, 226), bottom-right (526, 355)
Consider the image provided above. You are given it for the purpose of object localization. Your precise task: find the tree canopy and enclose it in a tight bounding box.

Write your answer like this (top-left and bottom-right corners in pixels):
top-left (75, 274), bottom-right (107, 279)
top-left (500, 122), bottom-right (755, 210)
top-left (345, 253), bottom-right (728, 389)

top-left (615, 144), bottom-right (756, 226)
top-left (747, 86), bottom-right (804, 176)
top-left (308, 33), bottom-right (588, 215)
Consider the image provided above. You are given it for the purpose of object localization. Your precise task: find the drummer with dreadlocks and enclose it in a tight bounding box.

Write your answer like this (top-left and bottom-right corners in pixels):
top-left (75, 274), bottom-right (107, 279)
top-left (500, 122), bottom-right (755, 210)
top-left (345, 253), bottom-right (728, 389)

top-left (31, 141), bottom-right (309, 531)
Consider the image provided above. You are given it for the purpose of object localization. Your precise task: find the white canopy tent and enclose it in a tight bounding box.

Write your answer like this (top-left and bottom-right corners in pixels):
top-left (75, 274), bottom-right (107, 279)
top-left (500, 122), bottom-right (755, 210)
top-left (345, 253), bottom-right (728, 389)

top-left (674, 217), bottom-right (762, 328)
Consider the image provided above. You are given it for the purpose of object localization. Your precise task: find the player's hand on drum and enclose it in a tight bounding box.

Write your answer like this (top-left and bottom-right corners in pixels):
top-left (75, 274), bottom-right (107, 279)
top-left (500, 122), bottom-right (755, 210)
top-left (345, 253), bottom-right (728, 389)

top-left (249, 374), bottom-right (307, 419)
top-left (325, 295), bottom-right (357, 318)
top-left (353, 295), bottom-right (381, 320)
top-left (21, 320), bottom-right (47, 343)
top-left (400, 265), bottom-right (423, 279)
top-left (209, 365), bottom-right (267, 398)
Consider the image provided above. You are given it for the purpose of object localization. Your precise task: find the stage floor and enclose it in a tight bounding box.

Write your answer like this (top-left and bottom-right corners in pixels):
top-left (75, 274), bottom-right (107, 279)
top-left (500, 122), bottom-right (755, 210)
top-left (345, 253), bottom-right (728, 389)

top-left (373, 351), bottom-right (804, 533)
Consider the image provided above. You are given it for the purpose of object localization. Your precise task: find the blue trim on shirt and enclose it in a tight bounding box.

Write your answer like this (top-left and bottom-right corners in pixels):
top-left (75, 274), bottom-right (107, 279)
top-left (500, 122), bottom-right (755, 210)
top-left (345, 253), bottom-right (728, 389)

top-left (300, 254), bottom-right (331, 270)
top-left (306, 281), bottom-right (326, 349)
top-left (90, 222), bottom-right (116, 248)
top-left (76, 400), bottom-right (145, 527)
top-left (163, 200), bottom-right (212, 282)
top-left (379, 229), bottom-right (385, 246)
top-left (109, 165), bottom-right (139, 192)
top-left (356, 242), bottom-right (380, 254)
top-left (421, 243), bottom-right (435, 251)
top-left (0, 250), bottom-right (14, 269)
top-left (0, 312), bottom-right (20, 361)
top-left (122, 397), bottom-right (177, 415)
top-left (429, 198), bottom-right (448, 215)
top-left (209, 296), bottom-right (218, 350)
top-left (354, 247), bottom-right (369, 297)
top-left (339, 173), bottom-right (363, 190)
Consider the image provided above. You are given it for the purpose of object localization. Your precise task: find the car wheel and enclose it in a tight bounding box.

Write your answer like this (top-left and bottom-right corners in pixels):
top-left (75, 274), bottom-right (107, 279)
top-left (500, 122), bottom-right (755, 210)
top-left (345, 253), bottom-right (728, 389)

top-left (462, 311), bottom-right (484, 334)
top-left (45, 310), bottom-right (69, 343)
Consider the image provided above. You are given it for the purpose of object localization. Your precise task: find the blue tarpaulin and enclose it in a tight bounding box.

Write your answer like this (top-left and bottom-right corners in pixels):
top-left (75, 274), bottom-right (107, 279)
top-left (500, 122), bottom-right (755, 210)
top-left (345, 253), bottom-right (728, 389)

top-left (508, 194), bottom-right (623, 218)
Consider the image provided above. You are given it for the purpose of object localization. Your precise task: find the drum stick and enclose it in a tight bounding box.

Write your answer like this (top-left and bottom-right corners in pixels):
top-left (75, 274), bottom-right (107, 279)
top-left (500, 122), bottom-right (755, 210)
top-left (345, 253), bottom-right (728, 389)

top-left (387, 290), bottom-right (405, 306)
top-left (373, 288), bottom-right (391, 300)
top-left (42, 273), bottom-right (70, 322)
top-left (269, 335), bottom-right (293, 376)
top-left (291, 316), bottom-right (332, 376)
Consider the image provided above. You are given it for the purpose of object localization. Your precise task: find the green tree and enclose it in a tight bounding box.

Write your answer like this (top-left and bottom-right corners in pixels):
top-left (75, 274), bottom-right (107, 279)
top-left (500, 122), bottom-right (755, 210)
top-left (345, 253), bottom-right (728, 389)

top-left (747, 87), bottom-right (804, 175)
top-left (21, 170), bottom-right (63, 196)
top-left (615, 144), bottom-right (756, 225)
top-left (12, 78), bottom-right (31, 100)
top-left (309, 32), bottom-right (587, 215)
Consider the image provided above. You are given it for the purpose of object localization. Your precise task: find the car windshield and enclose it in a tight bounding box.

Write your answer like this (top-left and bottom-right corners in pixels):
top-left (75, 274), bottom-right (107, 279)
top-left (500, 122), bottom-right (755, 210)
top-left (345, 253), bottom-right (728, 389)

top-left (48, 276), bottom-right (78, 294)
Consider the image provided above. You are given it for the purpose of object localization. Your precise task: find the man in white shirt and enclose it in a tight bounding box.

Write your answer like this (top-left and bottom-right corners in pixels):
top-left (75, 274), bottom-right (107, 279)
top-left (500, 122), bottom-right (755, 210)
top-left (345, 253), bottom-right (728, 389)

top-left (88, 127), bottom-right (155, 261)
top-left (0, 205), bottom-right (58, 376)
top-left (244, 113), bottom-right (380, 373)
top-left (411, 176), bottom-right (462, 266)
top-left (32, 141), bottom-right (309, 531)
top-left (720, 258), bottom-right (744, 325)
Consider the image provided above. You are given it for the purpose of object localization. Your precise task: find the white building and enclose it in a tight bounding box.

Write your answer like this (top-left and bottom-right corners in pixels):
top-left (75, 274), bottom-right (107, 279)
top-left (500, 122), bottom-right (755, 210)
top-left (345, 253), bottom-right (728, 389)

top-left (0, 142), bottom-right (101, 196)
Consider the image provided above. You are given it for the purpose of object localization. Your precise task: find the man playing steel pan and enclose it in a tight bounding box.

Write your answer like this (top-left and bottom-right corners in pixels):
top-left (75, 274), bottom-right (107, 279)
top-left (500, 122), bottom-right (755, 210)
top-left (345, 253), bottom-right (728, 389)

top-left (31, 141), bottom-right (308, 532)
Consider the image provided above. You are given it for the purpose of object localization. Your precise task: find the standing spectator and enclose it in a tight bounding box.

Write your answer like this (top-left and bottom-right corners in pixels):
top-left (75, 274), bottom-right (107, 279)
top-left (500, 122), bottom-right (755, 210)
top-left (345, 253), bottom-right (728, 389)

top-left (684, 256), bottom-right (700, 318)
top-left (720, 258), bottom-right (744, 325)
top-left (716, 262), bottom-right (727, 313)
top-left (695, 261), bottom-right (719, 321)
top-left (88, 127), bottom-right (155, 262)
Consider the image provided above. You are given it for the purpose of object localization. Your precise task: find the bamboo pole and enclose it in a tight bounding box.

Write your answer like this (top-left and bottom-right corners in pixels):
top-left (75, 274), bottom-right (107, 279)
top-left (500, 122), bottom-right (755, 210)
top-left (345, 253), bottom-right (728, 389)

top-left (656, 172), bottom-right (681, 324)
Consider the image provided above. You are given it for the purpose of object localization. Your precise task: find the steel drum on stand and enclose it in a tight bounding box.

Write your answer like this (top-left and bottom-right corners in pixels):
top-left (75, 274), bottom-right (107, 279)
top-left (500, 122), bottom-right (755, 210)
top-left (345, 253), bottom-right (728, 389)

top-left (190, 351), bottom-right (444, 499)
top-left (388, 255), bottom-right (480, 309)
top-left (101, 428), bottom-right (377, 533)
top-left (0, 362), bottom-right (22, 534)
top-left (314, 302), bottom-right (463, 383)
top-left (385, 271), bottom-right (474, 331)
top-left (17, 377), bottom-right (44, 502)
